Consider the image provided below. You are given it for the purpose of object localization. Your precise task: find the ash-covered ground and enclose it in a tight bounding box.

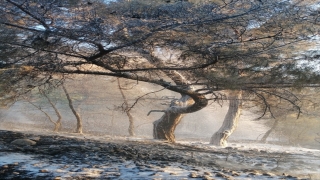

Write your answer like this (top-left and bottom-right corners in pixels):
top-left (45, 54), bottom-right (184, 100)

top-left (0, 130), bottom-right (319, 180)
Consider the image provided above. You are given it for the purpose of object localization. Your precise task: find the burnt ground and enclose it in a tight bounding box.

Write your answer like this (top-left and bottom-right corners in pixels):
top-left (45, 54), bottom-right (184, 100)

top-left (0, 130), bottom-right (317, 180)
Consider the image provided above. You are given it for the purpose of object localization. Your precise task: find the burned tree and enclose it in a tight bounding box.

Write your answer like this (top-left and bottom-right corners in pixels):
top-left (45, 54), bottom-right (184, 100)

top-left (1, 0), bottom-right (320, 143)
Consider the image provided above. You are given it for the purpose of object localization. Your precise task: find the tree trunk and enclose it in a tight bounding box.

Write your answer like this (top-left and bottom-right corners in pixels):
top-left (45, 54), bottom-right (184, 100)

top-left (210, 91), bottom-right (242, 147)
top-left (153, 91), bottom-right (207, 142)
top-left (41, 91), bottom-right (62, 132)
top-left (62, 84), bottom-right (83, 134)
top-left (117, 78), bottom-right (135, 136)
top-left (260, 119), bottom-right (279, 143)
top-left (153, 94), bottom-right (191, 142)
top-left (137, 51), bottom-right (208, 143)
top-left (25, 91), bottom-right (62, 132)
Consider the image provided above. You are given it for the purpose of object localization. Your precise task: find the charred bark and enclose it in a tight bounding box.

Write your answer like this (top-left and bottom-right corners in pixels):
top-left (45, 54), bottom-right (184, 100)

top-left (62, 84), bottom-right (83, 134)
top-left (210, 91), bottom-right (242, 147)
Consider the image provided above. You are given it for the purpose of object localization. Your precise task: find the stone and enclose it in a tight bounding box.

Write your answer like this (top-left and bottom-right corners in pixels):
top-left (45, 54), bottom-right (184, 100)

top-left (216, 172), bottom-right (228, 178)
top-left (189, 172), bottom-right (198, 178)
top-left (202, 175), bottom-right (214, 180)
top-left (29, 136), bottom-right (41, 141)
top-left (39, 169), bottom-right (49, 173)
top-left (11, 139), bottom-right (36, 146)
top-left (262, 172), bottom-right (276, 176)
top-left (204, 171), bottom-right (212, 176)
top-left (254, 163), bottom-right (265, 167)
top-left (231, 171), bottom-right (240, 176)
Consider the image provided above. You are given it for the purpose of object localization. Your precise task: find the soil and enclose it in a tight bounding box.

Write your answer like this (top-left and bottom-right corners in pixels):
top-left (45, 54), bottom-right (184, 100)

top-left (0, 130), bottom-right (317, 179)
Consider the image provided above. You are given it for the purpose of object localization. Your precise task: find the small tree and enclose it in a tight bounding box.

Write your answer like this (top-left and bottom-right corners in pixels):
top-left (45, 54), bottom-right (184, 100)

top-left (62, 84), bottom-right (83, 134)
top-left (117, 78), bottom-right (135, 136)
top-left (24, 89), bottom-right (63, 132)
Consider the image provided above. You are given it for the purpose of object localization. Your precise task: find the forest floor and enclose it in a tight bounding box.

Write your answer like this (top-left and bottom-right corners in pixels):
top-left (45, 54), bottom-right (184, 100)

top-left (0, 130), bottom-right (319, 180)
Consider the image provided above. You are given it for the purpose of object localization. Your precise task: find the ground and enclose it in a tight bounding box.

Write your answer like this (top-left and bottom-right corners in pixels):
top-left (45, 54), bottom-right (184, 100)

top-left (0, 130), bottom-right (319, 180)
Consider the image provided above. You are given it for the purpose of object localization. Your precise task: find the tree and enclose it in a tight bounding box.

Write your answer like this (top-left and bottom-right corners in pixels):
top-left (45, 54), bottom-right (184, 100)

top-left (62, 84), bottom-right (83, 133)
top-left (1, 0), bottom-right (320, 143)
top-left (24, 88), bottom-right (63, 132)
top-left (117, 78), bottom-right (135, 136)
top-left (210, 90), bottom-right (242, 146)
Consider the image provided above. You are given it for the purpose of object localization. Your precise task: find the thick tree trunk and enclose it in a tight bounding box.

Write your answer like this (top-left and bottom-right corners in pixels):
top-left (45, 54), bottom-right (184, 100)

top-left (153, 91), bottom-right (207, 142)
top-left (210, 91), bottom-right (242, 147)
top-left (260, 119), bottom-right (279, 143)
top-left (137, 51), bottom-right (209, 142)
top-left (153, 94), bottom-right (191, 142)
top-left (62, 85), bottom-right (83, 134)
top-left (117, 78), bottom-right (135, 136)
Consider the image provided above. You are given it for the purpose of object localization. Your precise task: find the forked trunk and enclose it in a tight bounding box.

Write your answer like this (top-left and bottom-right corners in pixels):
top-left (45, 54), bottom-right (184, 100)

top-left (260, 119), bottom-right (279, 143)
top-left (25, 92), bottom-right (62, 132)
top-left (210, 91), bottom-right (242, 147)
top-left (62, 85), bottom-right (83, 134)
top-left (41, 91), bottom-right (62, 132)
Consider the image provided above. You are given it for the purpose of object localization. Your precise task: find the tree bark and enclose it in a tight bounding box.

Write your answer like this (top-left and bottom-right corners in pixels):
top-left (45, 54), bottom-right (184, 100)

top-left (117, 78), bottom-right (135, 136)
top-left (260, 119), bottom-right (279, 143)
top-left (210, 91), bottom-right (242, 147)
top-left (62, 84), bottom-right (83, 134)
top-left (153, 94), bottom-right (193, 142)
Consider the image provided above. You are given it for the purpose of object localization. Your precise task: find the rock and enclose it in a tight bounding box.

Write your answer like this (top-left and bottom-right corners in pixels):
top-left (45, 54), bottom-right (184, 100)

top-left (2, 165), bottom-right (9, 169)
top-left (204, 171), bottom-right (212, 176)
top-left (231, 171), bottom-right (240, 176)
top-left (254, 163), bottom-right (265, 167)
top-left (202, 175), bottom-right (214, 180)
top-left (11, 139), bottom-right (36, 146)
top-left (248, 172), bottom-right (260, 176)
top-left (39, 169), bottom-right (49, 173)
top-left (29, 136), bottom-right (41, 141)
top-left (189, 172), bottom-right (199, 178)
top-left (53, 177), bottom-right (61, 180)
top-left (216, 172), bottom-right (228, 178)
top-left (262, 172), bottom-right (276, 176)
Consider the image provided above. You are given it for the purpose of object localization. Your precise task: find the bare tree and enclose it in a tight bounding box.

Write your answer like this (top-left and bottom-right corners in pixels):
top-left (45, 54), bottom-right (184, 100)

top-left (24, 89), bottom-right (63, 132)
top-left (117, 78), bottom-right (135, 136)
top-left (62, 84), bottom-right (83, 134)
